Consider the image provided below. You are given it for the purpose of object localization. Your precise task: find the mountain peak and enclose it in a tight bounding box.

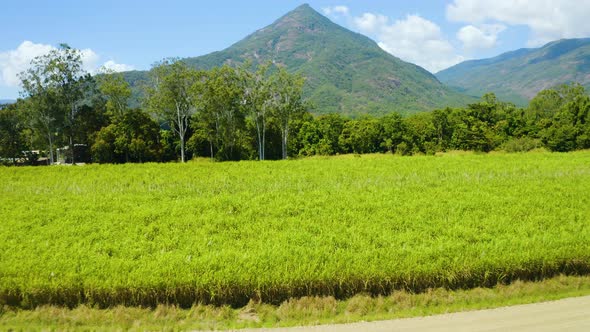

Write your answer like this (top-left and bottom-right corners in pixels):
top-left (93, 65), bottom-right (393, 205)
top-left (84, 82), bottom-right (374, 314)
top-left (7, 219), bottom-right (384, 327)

top-left (271, 3), bottom-right (331, 32)
top-left (293, 3), bottom-right (313, 11)
top-left (124, 4), bottom-right (472, 116)
top-left (234, 3), bottom-right (345, 59)
top-left (288, 3), bottom-right (318, 16)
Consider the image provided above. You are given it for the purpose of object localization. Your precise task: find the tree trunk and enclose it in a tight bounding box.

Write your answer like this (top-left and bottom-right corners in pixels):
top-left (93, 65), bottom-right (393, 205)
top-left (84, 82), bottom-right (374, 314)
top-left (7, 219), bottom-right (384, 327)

top-left (70, 135), bottom-right (75, 165)
top-left (70, 103), bottom-right (76, 165)
top-left (175, 103), bottom-right (186, 163)
top-left (180, 135), bottom-right (185, 162)
top-left (209, 140), bottom-right (214, 160)
top-left (282, 126), bottom-right (289, 160)
top-left (48, 134), bottom-right (54, 165)
top-left (256, 120), bottom-right (262, 160)
top-left (262, 117), bottom-right (266, 161)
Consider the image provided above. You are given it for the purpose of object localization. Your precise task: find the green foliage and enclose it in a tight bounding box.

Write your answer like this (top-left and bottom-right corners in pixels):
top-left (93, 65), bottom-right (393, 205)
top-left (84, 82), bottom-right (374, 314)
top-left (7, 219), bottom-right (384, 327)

top-left (0, 103), bottom-right (28, 164)
top-left (297, 114), bottom-right (346, 157)
top-left (189, 64), bottom-right (306, 161)
top-left (91, 109), bottom-right (164, 163)
top-left (500, 137), bottom-right (544, 153)
top-left (146, 59), bottom-right (202, 162)
top-left (395, 141), bottom-right (411, 156)
top-left (193, 65), bottom-right (254, 161)
top-left (403, 112), bottom-right (437, 154)
top-left (296, 120), bottom-right (323, 156)
top-left (240, 62), bottom-right (272, 160)
top-left (338, 118), bottom-right (382, 154)
top-left (380, 113), bottom-right (405, 153)
top-left (270, 66), bottom-right (307, 159)
top-left (9, 41), bottom-right (590, 165)
top-left (1, 152), bottom-right (590, 307)
top-left (543, 124), bottom-right (578, 152)
top-left (97, 70), bottom-right (132, 120)
top-left (288, 86), bottom-right (589, 157)
top-left (18, 44), bottom-right (95, 164)
top-left (536, 84), bottom-right (590, 151)
top-left (450, 109), bottom-right (494, 152)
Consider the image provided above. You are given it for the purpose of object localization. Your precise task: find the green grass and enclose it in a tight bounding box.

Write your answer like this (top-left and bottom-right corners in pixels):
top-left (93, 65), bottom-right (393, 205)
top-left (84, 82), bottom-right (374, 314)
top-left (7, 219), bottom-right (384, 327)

top-left (1, 152), bottom-right (590, 309)
top-left (2, 275), bottom-right (590, 331)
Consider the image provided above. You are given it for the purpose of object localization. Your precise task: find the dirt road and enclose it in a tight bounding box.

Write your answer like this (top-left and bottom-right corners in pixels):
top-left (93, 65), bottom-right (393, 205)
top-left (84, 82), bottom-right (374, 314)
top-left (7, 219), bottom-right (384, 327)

top-left (234, 295), bottom-right (590, 332)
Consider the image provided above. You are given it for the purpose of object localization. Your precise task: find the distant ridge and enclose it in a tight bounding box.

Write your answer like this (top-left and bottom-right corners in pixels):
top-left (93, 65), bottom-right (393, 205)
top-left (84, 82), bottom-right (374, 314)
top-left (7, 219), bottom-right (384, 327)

top-left (437, 38), bottom-right (590, 105)
top-left (123, 4), bottom-right (472, 116)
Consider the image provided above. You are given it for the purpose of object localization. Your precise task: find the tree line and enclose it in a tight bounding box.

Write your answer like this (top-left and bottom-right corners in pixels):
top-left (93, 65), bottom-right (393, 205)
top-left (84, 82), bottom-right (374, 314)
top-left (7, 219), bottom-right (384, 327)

top-left (0, 45), bottom-right (307, 164)
top-left (1, 45), bottom-right (590, 165)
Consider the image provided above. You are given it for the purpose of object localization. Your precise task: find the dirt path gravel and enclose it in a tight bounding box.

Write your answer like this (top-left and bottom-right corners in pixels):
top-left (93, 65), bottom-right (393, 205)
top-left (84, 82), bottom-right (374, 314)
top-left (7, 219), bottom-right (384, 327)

top-left (233, 295), bottom-right (590, 332)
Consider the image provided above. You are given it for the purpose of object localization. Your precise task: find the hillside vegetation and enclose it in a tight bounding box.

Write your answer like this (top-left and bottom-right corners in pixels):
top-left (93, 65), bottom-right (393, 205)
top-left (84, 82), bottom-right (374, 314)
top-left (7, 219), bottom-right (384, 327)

top-left (1, 152), bottom-right (589, 308)
top-left (123, 4), bottom-right (472, 116)
top-left (437, 38), bottom-right (590, 105)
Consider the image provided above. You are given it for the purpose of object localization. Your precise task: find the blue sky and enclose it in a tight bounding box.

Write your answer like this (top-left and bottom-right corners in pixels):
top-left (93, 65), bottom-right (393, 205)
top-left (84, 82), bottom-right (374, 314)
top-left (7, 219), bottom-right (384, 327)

top-left (2, 0), bottom-right (590, 99)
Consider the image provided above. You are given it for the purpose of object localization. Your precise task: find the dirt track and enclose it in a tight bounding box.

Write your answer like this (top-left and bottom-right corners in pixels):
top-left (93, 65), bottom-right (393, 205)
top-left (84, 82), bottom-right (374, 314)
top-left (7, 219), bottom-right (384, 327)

top-left (233, 295), bottom-right (590, 332)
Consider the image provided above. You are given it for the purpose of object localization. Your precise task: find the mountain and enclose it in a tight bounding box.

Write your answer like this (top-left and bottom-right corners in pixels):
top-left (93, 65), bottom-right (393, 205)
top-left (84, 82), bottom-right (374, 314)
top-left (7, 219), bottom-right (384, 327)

top-left (0, 99), bottom-right (15, 105)
top-left (124, 4), bottom-right (472, 116)
top-left (437, 38), bottom-right (590, 106)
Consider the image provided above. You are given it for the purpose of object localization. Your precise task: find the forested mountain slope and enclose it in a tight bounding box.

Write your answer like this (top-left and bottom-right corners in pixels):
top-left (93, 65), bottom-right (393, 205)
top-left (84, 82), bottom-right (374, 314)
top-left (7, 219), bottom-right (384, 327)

top-left (437, 38), bottom-right (590, 105)
top-left (123, 4), bottom-right (472, 116)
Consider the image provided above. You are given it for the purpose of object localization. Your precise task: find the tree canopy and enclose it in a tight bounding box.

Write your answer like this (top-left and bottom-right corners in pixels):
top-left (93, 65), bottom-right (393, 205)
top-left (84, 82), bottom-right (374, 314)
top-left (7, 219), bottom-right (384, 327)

top-left (3, 44), bottom-right (590, 166)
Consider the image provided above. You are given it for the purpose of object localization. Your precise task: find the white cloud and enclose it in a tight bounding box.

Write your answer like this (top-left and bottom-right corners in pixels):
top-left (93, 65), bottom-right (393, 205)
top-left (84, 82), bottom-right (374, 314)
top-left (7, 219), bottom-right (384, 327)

top-left (457, 24), bottom-right (505, 50)
top-left (102, 60), bottom-right (135, 72)
top-left (351, 14), bottom-right (464, 72)
top-left (447, 0), bottom-right (590, 46)
top-left (0, 41), bottom-right (54, 86)
top-left (322, 5), bottom-right (349, 17)
top-left (0, 41), bottom-right (135, 88)
top-left (353, 13), bottom-right (388, 35)
top-left (80, 48), bottom-right (100, 73)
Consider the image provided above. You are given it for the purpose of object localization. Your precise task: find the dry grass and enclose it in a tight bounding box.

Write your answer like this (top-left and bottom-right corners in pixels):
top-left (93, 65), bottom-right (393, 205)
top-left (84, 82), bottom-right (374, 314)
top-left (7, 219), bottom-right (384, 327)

top-left (2, 274), bottom-right (590, 331)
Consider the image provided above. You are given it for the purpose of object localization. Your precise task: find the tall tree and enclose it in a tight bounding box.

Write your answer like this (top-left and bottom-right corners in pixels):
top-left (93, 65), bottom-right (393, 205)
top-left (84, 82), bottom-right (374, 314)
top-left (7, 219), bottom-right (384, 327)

top-left (20, 69), bottom-right (59, 164)
top-left (240, 62), bottom-right (271, 160)
top-left (146, 59), bottom-right (200, 162)
top-left (98, 69), bottom-right (132, 161)
top-left (97, 69), bottom-right (131, 121)
top-left (202, 65), bottom-right (246, 161)
top-left (19, 44), bottom-right (89, 164)
top-left (268, 67), bottom-right (306, 159)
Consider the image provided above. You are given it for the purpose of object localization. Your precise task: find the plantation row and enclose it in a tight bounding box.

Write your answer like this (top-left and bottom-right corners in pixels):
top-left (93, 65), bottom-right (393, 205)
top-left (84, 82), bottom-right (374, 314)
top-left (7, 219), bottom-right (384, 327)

top-left (1, 152), bottom-right (589, 307)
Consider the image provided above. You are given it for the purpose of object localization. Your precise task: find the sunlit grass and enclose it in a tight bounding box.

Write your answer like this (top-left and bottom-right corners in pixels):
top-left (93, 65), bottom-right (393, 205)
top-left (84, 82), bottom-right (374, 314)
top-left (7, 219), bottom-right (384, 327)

top-left (1, 152), bottom-right (589, 308)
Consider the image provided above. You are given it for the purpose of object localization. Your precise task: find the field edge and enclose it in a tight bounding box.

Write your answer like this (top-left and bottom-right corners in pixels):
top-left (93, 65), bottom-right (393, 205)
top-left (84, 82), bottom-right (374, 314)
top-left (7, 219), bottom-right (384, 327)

top-left (2, 274), bottom-right (590, 331)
